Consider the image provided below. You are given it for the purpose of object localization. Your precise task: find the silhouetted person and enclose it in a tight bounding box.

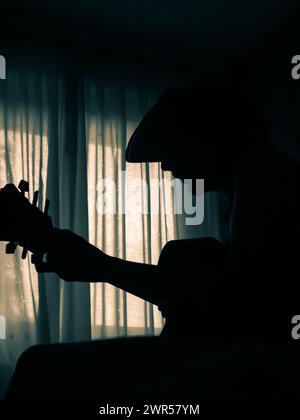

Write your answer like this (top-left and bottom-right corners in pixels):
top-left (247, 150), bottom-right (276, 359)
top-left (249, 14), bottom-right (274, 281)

top-left (30, 86), bottom-right (300, 339)
top-left (5, 85), bottom-right (300, 399)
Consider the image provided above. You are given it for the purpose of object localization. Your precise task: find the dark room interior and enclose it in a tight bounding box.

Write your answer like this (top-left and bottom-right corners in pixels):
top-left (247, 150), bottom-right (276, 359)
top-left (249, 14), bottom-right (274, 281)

top-left (0, 0), bottom-right (300, 406)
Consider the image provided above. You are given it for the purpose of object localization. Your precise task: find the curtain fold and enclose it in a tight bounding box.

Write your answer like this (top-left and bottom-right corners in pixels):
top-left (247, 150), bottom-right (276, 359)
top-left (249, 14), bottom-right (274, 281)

top-left (85, 82), bottom-right (177, 338)
top-left (40, 73), bottom-right (91, 344)
top-left (0, 69), bottom-right (50, 396)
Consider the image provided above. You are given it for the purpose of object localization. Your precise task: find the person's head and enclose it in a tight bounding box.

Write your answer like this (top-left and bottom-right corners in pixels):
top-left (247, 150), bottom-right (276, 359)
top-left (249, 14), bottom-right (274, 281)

top-left (126, 85), bottom-right (264, 194)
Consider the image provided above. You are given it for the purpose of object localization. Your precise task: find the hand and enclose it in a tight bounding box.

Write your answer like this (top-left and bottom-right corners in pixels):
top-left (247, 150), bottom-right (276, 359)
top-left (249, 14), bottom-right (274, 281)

top-left (33, 228), bottom-right (111, 282)
top-left (0, 183), bottom-right (53, 253)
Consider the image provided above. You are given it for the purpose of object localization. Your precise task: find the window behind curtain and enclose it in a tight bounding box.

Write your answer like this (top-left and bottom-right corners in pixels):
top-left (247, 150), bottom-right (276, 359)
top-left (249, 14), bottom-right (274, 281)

top-left (85, 82), bottom-right (178, 338)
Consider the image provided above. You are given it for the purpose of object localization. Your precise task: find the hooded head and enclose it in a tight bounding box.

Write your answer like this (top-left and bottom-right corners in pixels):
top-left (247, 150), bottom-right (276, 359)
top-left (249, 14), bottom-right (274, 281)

top-left (126, 85), bottom-right (264, 193)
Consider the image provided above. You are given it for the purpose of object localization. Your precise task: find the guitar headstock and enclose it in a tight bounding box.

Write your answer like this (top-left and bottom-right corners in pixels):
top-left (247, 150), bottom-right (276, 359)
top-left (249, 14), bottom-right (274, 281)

top-left (0, 180), bottom-right (52, 258)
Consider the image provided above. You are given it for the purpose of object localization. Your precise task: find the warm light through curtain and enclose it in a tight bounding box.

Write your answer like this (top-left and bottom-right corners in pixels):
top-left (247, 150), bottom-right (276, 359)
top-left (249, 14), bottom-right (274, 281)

top-left (0, 71), bottom-right (49, 396)
top-left (85, 83), bottom-right (178, 338)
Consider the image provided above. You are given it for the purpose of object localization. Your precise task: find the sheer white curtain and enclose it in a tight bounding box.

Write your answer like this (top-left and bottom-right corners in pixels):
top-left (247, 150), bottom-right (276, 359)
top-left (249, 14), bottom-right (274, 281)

top-left (0, 64), bottom-right (178, 396)
top-left (85, 82), bottom-right (177, 338)
top-left (0, 69), bottom-right (50, 396)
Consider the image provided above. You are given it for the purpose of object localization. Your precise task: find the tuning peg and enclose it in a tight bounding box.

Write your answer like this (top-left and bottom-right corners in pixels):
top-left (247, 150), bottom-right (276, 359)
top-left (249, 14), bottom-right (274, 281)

top-left (44, 199), bottom-right (50, 215)
top-left (6, 242), bottom-right (17, 254)
top-left (21, 248), bottom-right (28, 259)
top-left (32, 190), bottom-right (39, 206)
top-left (18, 180), bottom-right (29, 195)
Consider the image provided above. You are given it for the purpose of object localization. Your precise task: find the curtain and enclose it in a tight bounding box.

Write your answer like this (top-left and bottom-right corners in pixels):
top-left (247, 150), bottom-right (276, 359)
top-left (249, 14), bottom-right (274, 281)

top-left (85, 81), bottom-right (177, 338)
top-left (0, 62), bottom-right (179, 396)
top-left (0, 68), bottom-right (50, 396)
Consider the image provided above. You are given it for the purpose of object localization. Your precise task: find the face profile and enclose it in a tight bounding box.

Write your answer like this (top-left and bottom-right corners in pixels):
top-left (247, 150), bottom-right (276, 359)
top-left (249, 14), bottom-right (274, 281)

top-left (126, 85), bottom-right (262, 194)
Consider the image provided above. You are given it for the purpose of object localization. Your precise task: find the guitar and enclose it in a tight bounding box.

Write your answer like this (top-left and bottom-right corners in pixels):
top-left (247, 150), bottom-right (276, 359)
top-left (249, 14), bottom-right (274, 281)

top-left (0, 180), bottom-right (111, 281)
top-left (0, 180), bottom-right (53, 262)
